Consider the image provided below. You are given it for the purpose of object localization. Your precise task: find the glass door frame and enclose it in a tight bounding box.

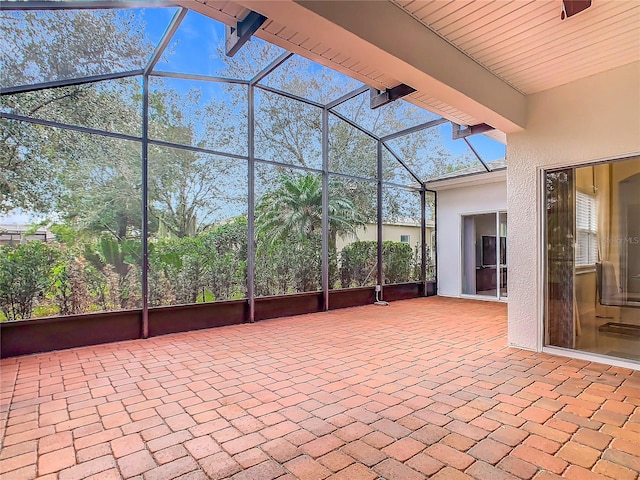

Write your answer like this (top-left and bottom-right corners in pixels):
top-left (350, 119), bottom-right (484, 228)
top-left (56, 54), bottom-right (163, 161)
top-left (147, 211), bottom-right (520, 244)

top-left (540, 155), bottom-right (640, 370)
top-left (460, 210), bottom-right (507, 301)
top-left (498, 211), bottom-right (508, 300)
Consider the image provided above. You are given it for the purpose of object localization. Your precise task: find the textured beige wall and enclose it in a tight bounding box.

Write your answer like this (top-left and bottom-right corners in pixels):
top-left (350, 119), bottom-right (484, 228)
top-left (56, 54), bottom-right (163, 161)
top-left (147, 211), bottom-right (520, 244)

top-left (507, 61), bottom-right (640, 351)
top-left (335, 224), bottom-right (433, 252)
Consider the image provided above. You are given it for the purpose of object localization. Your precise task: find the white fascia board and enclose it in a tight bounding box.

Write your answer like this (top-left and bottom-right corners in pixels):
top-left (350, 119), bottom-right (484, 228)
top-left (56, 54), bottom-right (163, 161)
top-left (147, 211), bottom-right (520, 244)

top-left (238, 0), bottom-right (526, 133)
top-left (426, 169), bottom-right (507, 191)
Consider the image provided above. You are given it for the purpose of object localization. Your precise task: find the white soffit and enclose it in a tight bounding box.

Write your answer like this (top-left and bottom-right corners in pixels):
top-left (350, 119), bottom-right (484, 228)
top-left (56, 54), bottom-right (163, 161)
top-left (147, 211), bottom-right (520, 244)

top-left (178, 0), bottom-right (525, 135)
top-left (426, 169), bottom-right (507, 191)
top-left (178, 0), bottom-right (401, 91)
top-left (394, 0), bottom-right (640, 95)
top-left (170, 1), bottom-right (640, 134)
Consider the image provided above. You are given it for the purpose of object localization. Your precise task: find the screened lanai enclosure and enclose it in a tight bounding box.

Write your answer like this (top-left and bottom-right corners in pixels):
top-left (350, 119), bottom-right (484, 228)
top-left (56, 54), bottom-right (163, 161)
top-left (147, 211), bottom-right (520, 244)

top-left (0, 2), bottom-right (504, 356)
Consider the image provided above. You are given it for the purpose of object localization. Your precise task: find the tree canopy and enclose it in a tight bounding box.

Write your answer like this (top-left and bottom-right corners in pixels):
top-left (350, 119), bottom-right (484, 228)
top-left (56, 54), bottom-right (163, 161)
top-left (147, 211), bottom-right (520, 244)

top-left (0, 5), bottom-right (451, 319)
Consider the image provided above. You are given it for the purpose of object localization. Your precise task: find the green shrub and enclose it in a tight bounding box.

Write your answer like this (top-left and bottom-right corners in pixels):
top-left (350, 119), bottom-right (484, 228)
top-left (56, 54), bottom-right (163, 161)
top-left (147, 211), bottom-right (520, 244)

top-left (50, 248), bottom-right (91, 315)
top-left (201, 216), bottom-right (247, 301)
top-left (382, 240), bottom-right (413, 284)
top-left (339, 240), bottom-right (416, 287)
top-left (149, 216), bottom-right (249, 305)
top-left (339, 241), bottom-right (377, 287)
top-left (84, 236), bottom-right (142, 309)
top-left (0, 241), bottom-right (58, 321)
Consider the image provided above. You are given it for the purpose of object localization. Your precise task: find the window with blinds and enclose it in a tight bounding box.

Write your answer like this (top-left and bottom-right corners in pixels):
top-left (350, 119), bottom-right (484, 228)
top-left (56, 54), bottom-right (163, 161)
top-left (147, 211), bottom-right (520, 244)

top-left (576, 191), bottom-right (598, 266)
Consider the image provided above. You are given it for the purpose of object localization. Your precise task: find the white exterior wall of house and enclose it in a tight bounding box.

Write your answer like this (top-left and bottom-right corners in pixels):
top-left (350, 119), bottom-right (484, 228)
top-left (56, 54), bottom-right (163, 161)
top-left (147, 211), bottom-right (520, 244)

top-left (507, 61), bottom-right (640, 352)
top-left (335, 223), bottom-right (435, 253)
top-left (433, 177), bottom-right (507, 298)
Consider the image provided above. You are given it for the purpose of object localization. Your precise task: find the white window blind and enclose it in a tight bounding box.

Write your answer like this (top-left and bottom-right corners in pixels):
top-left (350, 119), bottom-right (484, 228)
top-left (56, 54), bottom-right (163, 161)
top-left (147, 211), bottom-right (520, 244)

top-left (576, 191), bottom-right (598, 266)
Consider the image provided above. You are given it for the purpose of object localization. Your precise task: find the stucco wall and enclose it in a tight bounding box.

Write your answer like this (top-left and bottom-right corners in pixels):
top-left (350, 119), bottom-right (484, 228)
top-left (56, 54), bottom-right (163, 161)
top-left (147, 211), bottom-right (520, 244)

top-left (436, 179), bottom-right (507, 297)
top-left (335, 224), bottom-right (435, 252)
top-left (507, 61), bottom-right (640, 351)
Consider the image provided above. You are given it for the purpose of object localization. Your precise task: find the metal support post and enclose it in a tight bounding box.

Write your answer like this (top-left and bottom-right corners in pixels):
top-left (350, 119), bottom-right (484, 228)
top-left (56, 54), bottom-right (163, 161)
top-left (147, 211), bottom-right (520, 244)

top-left (248, 84), bottom-right (256, 322)
top-left (377, 141), bottom-right (384, 293)
top-left (420, 189), bottom-right (427, 296)
top-left (433, 189), bottom-right (438, 294)
top-left (141, 74), bottom-right (150, 338)
top-left (322, 107), bottom-right (330, 310)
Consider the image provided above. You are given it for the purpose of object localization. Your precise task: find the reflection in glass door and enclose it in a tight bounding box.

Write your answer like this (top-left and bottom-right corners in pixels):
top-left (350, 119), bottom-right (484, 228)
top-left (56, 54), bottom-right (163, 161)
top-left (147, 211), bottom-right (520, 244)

top-left (462, 212), bottom-right (507, 299)
top-left (544, 157), bottom-right (640, 363)
top-left (499, 212), bottom-right (508, 299)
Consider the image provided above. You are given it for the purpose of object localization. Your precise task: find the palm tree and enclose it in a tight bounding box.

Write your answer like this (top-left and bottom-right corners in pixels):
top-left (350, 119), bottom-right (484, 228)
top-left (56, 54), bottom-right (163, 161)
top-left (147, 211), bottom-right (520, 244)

top-left (255, 173), bottom-right (365, 251)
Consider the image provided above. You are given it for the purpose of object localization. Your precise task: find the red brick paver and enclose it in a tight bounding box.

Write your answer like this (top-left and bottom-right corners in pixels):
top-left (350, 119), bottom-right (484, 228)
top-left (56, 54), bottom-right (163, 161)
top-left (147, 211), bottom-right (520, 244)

top-left (1, 297), bottom-right (639, 479)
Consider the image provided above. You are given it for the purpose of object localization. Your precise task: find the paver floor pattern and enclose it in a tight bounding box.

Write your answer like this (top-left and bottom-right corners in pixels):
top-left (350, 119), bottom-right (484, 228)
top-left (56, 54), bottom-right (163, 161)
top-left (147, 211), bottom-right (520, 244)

top-left (1, 297), bottom-right (639, 480)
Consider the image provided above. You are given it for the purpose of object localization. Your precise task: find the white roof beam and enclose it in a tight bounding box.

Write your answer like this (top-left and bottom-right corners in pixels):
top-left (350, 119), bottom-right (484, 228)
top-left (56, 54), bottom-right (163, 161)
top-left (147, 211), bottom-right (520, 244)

top-left (239, 0), bottom-right (526, 132)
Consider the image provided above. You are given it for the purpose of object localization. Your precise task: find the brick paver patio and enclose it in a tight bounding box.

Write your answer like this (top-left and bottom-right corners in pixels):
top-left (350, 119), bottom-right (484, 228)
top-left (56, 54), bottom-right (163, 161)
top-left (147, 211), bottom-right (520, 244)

top-left (1, 296), bottom-right (639, 479)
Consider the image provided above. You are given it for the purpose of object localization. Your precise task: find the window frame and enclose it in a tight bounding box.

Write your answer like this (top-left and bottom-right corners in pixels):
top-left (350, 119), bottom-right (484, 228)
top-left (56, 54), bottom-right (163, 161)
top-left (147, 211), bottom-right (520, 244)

top-left (575, 190), bottom-right (598, 268)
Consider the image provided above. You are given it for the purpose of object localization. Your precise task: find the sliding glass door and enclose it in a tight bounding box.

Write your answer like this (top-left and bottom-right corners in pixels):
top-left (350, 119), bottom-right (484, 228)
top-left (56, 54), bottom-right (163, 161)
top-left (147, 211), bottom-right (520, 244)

top-left (544, 156), bottom-right (640, 363)
top-left (499, 212), bottom-right (508, 298)
top-left (462, 212), bottom-right (507, 299)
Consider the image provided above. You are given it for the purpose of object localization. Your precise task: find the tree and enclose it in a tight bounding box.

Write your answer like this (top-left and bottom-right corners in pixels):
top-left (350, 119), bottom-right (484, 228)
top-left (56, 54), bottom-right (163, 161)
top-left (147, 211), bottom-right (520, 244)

top-left (147, 86), bottom-right (247, 239)
top-left (217, 39), bottom-right (477, 180)
top-left (255, 173), bottom-right (364, 251)
top-left (1, 5), bottom-right (464, 317)
top-left (254, 173), bottom-right (324, 294)
top-left (0, 8), bottom-right (152, 214)
top-left (254, 173), bottom-right (366, 294)
top-left (150, 144), bottom-right (215, 239)
top-left (0, 9), bottom-right (151, 88)
top-left (0, 241), bottom-right (57, 321)
top-left (58, 130), bottom-right (144, 241)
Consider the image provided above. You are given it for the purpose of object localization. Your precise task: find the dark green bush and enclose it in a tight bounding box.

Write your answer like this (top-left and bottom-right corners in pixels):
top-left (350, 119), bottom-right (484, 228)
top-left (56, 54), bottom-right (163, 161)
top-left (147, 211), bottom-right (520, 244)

top-left (0, 241), bottom-right (58, 321)
top-left (382, 240), bottom-right (414, 284)
top-left (339, 240), bottom-right (416, 287)
top-left (339, 241), bottom-right (377, 287)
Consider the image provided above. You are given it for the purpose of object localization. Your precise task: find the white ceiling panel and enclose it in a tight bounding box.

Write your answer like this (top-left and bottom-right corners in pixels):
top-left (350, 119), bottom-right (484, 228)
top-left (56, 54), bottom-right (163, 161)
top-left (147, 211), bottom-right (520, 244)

top-left (393, 0), bottom-right (640, 94)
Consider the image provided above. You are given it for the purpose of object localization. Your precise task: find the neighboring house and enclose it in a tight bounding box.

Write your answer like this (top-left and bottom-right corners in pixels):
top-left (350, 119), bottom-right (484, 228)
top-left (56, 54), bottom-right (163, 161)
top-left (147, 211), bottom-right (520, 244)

top-left (0, 225), bottom-right (55, 247)
top-left (335, 219), bottom-right (435, 257)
